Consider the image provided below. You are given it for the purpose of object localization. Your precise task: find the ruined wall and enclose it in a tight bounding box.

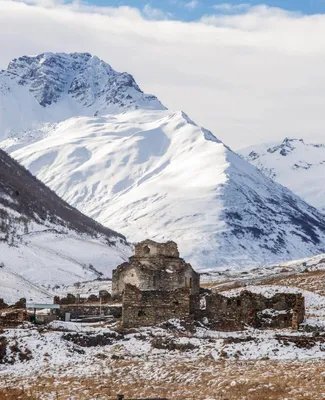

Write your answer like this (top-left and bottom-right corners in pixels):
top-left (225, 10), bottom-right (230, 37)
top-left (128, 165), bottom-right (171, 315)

top-left (0, 298), bottom-right (25, 310)
top-left (53, 292), bottom-right (120, 319)
top-left (205, 290), bottom-right (305, 331)
top-left (54, 291), bottom-right (111, 306)
top-left (134, 240), bottom-right (179, 258)
top-left (112, 259), bottom-right (200, 301)
top-left (122, 284), bottom-right (192, 328)
top-left (57, 304), bottom-right (122, 319)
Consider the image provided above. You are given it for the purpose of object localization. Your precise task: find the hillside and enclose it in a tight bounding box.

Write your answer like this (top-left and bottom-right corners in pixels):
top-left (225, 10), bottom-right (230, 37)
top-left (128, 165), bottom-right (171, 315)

top-left (0, 148), bottom-right (131, 302)
top-left (7, 110), bottom-right (325, 270)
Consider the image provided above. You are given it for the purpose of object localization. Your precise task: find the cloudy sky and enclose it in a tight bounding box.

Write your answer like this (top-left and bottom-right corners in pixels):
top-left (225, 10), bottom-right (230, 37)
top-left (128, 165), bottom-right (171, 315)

top-left (1, 0), bottom-right (325, 149)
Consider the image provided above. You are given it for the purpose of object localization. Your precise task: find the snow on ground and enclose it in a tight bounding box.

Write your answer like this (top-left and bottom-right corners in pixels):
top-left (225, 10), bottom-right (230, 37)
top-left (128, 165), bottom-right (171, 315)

top-left (0, 230), bottom-right (130, 303)
top-left (2, 276), bottom-right (325, 397)
top-left (1, 318), bottom-right (325, 387)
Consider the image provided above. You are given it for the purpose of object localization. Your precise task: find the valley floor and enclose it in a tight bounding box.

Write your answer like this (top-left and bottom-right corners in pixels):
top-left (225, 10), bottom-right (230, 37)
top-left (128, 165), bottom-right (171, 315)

top-left (1, 358), bottom-right (325, 400)
top-left (2, 257), bottom-right (325, 399)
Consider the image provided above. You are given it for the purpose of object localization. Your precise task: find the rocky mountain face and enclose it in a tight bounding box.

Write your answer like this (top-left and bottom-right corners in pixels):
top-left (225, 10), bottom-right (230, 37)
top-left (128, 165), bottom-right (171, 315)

top-left (1, 52), bottom-right (325, 271)
top-left (0, 52), bottom-right (164, 139)
top-left (240, 138), bottom-right (325, 214)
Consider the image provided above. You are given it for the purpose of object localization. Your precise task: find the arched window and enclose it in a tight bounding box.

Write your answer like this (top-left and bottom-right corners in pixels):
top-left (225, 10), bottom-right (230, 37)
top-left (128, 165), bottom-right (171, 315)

top-left (143, 245), bottom-right (150, 254)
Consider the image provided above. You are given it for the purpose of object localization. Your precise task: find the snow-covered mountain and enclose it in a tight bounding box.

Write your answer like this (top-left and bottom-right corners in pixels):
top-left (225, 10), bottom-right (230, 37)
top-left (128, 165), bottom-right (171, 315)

top-left (0, 147), bottom-right (131, 303)
top-left (1, 52), bottom-right (325, 271)
top-left (0, 52), bottom-right (164, 140)
top-left (240, 138), bottom-right (325, 214)
top-left (5, 110), bottom-right (325, 270)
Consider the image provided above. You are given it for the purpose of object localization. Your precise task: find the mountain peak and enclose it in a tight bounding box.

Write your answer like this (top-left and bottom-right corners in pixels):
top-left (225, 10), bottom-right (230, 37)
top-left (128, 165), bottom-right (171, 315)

top-left (266, 137), bottom-right (306, 156)
top-left (3, 52), bottom-right (165, 111)
top-left (240, 137), bottom-right (325, 214)
top-left (282, 137), bottom-right (305, 145)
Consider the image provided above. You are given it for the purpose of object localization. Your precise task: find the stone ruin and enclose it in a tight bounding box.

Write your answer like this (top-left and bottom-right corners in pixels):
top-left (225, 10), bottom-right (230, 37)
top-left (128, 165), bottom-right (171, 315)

top-left (0, 298), bottom-right (27, 328)
top-left (112, 239), bottom-right (306, 331)
top-left (112, 239), bottom-right (200, 327)
top-left (112, 239), bottom-right (200, 300)
top-left (0, 240), bottom-right (306, 331)
top-left (122, 284), bottom-right (193, 328)
top-left (53, 290), bottom-right (121, 320)
top-left (204, 290), bottom-right (305, 331)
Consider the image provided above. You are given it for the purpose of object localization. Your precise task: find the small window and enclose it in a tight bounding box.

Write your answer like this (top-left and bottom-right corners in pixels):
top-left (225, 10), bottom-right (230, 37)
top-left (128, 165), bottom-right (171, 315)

top-left (237, 299), bottom-right (241, 307)
top-left (185, 278), bottom-right (191, 288)
top-left (143, 245), bottom-right (150, 254)
top-left (138, 310), bottom-right (146, 317)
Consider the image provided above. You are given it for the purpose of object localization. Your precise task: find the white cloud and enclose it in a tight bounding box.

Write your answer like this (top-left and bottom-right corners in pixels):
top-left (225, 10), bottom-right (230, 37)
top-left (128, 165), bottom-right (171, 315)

top-left (185, 0), bottom-right (199, 10)
top-left (1, 1), bottom-right (325, 149)
top-left (143, 3), bottom-right (172, 20)
top-left (213, 3), bottom-right (251, 13)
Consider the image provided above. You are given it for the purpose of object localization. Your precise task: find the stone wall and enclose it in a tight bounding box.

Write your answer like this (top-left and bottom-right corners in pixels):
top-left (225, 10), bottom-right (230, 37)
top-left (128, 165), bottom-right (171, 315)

top-left (134, 240), bottom-right (179, 258)
top-left (122, 284), bottom-right (192, 328)
top-left (112, 260), bottom-right (200, 301)
top-left (57, 304), bottom-right (122, 319)
top-left (205, 290), bottom-right (305, 331)
top-left (0, 298), bottom-right (25, 310)
top-left (54, 291), bottom-right (111, 306)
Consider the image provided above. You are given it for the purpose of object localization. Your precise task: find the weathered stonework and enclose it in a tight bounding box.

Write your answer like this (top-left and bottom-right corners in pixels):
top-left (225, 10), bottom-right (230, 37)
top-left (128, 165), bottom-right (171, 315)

top-left (122, 284), bottom-right (192, 328)
top-left (112, 240), bottom-right (200, 310)
top-left (53, 292), bottom-right (121, 319)
top-left (112, 240), bottom-right (200, 328)
top-left (205, 290), bottom-right (305, 331)
top-left (57, 304), bottom-right (122, 319)
top-left (54, 291), bottom-right (111, 306)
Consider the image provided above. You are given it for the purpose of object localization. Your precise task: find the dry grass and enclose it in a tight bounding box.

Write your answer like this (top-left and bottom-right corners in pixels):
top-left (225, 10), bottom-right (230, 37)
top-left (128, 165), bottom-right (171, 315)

top-left (259, 270), bottom-right (325, 296)
top-left (1, 359), bottom-right (325, 400)
top-left (202, 270), bottom-right (325, 296)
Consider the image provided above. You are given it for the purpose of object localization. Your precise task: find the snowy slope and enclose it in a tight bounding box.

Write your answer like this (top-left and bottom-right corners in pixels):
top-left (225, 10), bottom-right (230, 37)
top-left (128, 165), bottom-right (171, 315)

top-left (6, 110), bottom-right (325, 270)
top-left (240, 138), bottom-right (325, 214)
top-left (0, 52), bottom-right (164, 140)
top-left (2, 52), bottom-right (325, 271)
top-left (0, 148), bottom-right (131, 303)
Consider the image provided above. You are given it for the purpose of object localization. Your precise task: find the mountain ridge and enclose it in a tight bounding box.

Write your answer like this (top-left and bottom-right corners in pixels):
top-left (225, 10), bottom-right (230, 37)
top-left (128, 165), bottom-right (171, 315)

top-left (240, 137), bottom-right (325, 214)
top-left (1, 52), bottom-right (325, 271)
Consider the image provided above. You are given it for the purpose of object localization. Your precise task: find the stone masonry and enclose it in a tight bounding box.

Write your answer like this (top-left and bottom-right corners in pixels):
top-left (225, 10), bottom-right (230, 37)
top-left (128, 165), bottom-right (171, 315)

top-left (205, 290), bottom-right (305, 331)
top-left (112, 239), bottom-right (200, 312)
top-left (112, 239), bottom-right (200, 328)
top-left (122, 284), bottom-right (192, 328)
top-left (112, 240), bottom-right (306, 330)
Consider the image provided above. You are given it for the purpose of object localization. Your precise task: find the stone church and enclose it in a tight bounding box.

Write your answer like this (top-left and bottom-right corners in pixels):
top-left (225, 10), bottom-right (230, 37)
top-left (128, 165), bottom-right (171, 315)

top-left (112, 239), bottom-right (200, 328)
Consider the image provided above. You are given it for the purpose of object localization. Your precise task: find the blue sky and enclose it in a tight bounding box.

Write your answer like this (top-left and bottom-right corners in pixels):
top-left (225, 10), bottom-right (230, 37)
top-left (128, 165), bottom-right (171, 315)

top-left (84, 0), bottom-right (325, 20)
